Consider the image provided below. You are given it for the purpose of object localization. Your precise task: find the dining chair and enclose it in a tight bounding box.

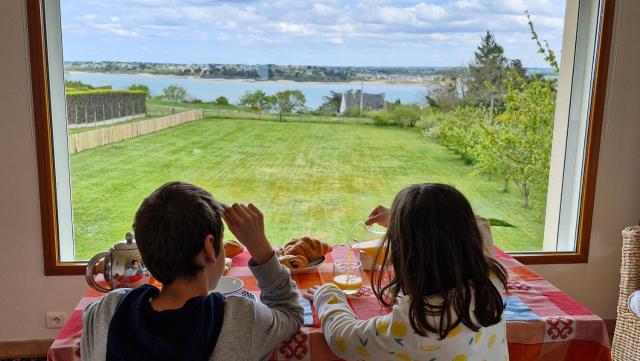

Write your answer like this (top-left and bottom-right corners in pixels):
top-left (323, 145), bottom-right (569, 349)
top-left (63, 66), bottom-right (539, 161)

top-left (612, 224), bottom-right (640, 360)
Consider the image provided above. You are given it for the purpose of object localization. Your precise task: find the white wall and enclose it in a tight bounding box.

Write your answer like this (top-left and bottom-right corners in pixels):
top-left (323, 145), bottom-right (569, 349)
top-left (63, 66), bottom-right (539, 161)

top-left (0, 0), bottom-right (638, 341)
top-left (0, 0), bottom-right (85, 341)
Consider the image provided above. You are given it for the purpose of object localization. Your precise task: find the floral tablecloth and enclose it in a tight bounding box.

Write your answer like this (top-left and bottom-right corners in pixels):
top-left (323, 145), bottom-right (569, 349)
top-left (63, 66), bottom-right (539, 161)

top-left (48, 246), bottom-right (610, 361)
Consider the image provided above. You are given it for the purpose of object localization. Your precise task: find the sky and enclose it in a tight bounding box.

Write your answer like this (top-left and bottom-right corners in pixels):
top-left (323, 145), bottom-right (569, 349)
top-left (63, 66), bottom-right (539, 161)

top-left (60, 0), bottom-right (566, 67)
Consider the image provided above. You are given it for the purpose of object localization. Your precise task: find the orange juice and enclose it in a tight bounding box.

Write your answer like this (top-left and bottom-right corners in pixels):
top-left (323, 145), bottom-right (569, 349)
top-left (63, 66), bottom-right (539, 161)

top-left (333, 274), bottom-right (363, 293)
top-left (352, 240), bottom-right (387, 265)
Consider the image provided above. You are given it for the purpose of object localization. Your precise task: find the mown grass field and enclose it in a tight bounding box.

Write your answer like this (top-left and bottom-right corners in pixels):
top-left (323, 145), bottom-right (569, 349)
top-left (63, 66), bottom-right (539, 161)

top-left (70, 117), bottom-right (544, 260)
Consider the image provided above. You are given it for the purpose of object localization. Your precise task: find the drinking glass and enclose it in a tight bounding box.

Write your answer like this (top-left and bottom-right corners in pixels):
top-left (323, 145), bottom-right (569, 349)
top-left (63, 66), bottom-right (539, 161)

top-left (333, 259), bottom-right (363, 295)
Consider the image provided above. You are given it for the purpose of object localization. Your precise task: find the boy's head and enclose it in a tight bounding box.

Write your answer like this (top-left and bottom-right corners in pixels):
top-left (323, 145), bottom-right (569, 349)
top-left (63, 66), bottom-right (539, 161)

top-left (133, 181), bottom-right (226, 288)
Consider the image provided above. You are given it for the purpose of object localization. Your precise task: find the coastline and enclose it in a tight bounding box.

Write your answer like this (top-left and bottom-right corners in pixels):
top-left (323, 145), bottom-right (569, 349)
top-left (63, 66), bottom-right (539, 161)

top-left (65, 70), bottom-right (431, 85)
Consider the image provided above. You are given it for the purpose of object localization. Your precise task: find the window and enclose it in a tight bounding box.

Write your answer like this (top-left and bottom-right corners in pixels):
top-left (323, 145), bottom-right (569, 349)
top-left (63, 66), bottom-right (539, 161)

top-left (29, 0), bottom-right (614, 275)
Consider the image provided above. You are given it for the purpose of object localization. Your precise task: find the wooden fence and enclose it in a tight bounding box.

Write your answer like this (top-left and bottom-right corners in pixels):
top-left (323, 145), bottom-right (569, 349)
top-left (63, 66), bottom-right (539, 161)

top-left (68, 110), bottom-right (204, 154)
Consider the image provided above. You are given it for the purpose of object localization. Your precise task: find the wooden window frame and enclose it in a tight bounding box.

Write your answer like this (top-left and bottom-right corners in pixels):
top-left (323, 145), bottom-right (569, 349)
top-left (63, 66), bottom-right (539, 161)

top-left (28, 0), bottom-right (615, 275)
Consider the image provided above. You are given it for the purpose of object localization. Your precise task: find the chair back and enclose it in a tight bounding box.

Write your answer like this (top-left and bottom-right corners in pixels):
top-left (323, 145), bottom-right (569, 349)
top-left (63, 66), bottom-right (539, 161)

top-left (612, 225), bottom-right (640, 360)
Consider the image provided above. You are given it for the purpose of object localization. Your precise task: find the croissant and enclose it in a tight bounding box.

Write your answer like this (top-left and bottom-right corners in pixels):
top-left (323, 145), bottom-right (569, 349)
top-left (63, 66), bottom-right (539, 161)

top-left (278, 255), bottom-right (309, 269)
top-left (224, 240), bottom-right (245, 258)
top-left (283, 237), bottom-right (332, 261)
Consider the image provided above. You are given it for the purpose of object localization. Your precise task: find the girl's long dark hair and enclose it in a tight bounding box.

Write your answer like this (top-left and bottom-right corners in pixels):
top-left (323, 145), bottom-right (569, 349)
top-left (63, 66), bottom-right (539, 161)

top-left (372, 183), bottom-right (508, 339)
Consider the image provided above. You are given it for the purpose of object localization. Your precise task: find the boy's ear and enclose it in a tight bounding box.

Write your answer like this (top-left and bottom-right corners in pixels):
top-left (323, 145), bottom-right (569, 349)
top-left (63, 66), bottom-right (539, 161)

top-left (203, 234), bottom-right (216, 262)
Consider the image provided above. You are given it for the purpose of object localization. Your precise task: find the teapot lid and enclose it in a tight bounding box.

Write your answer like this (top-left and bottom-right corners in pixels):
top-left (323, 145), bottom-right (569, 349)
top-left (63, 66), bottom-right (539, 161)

top-left (113, 232), bottom-right (138, 250)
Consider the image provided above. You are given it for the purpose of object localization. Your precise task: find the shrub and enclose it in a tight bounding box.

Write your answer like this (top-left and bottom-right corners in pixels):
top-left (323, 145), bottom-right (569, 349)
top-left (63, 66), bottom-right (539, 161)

top-left (343, 107), bottom-right (362, 117)
top-left (417, 110), bottom-right (442, 138)
top-left (215, 96), bottom-right (230, 106)
top-left (368, 111), bottom-right (391, 126)
top-left (128, 84), bottom-right (151, 98)
top-left (389, 104), bottom-right (421, 127)
top-left (65, 80), bottom-right (94, 91)
top-left (162, 85), bottom-right (188, 102)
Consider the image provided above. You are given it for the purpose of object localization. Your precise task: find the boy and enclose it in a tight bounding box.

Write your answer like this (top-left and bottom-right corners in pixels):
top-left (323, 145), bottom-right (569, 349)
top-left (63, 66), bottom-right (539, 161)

top-left (81, 181), bottom-right (303, 361)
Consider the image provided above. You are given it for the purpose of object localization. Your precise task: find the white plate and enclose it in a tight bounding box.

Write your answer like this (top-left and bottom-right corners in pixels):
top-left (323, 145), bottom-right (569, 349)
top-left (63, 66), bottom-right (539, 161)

top-left (289, 256), bottom-right (325, 274)
top-left (211, 276), bottom-right (244, 295)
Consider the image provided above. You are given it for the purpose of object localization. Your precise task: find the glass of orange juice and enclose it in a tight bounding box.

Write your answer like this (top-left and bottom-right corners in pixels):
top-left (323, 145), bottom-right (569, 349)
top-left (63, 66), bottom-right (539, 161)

top-left (333, 259), bottom-right (363, 295)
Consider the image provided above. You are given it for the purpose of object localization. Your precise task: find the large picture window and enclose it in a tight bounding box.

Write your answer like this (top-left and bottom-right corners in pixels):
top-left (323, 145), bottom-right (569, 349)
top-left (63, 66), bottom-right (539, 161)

top-left (29, 0), bottom-right (614, 274)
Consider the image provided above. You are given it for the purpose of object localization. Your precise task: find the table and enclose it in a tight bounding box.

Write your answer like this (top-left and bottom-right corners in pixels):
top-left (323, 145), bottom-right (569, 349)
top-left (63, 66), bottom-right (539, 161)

top-left (48, 246), bottom-right (611, 361)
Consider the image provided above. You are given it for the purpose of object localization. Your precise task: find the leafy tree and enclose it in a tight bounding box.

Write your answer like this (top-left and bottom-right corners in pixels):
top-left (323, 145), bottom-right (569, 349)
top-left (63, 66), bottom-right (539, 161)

top-left (128, 84), bottom-right (150, 98)
top-left (479, 77), bottom-right (555, 208)
top-left (162, 85), bottom-right (187, 102)
top-left (526, 11), bottom-right (560, 73)
top-left (238, 90), bottom-right (273, 112)
top-left (429, 77), bottom-right (463, 111)
top-left (466, 31), bottom-right (509, 114)
top-left (215, 96), bottom-right (230, 106)
top-left (505, 59), bottom-right (529, 91)
top-left (318, 91), bottom-right (342, 114)
top-left (437, 106), bottom-right (485, 164)
top-left (272, 90), bottom-right (306, 121)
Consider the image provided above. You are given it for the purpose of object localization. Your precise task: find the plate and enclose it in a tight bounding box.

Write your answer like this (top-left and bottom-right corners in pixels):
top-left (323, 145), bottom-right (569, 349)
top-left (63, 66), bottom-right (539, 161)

top-left (211, 276), bottom-right (244, 295)
top-left (290, 256), bottom-right (325, 274)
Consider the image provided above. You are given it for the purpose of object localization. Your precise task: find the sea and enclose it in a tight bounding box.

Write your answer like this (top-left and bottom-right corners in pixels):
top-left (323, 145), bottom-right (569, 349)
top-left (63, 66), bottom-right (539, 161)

top-left (66, 71), bottom-right (430, 109)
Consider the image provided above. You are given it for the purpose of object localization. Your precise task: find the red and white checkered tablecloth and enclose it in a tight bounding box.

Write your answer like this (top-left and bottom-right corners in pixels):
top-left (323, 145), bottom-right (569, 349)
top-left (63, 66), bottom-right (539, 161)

top-left (48, 246), bottom-right (611, 361)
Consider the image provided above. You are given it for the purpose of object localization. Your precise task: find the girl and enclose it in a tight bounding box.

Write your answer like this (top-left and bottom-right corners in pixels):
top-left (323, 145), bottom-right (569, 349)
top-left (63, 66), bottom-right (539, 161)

top-left (305, 183), bottom-right (509, 361)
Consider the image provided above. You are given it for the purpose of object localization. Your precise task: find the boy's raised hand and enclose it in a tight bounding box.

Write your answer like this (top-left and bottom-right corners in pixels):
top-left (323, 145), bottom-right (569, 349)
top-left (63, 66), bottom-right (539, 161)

top-left (365, 205), bottom-right (391, 228)
top-left (223, 203), bottom-right (273, 265)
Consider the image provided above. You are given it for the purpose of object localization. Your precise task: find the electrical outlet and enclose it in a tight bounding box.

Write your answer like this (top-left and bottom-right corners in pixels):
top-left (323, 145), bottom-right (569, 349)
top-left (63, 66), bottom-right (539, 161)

top-left (46, 312), bottom-right (68, 329)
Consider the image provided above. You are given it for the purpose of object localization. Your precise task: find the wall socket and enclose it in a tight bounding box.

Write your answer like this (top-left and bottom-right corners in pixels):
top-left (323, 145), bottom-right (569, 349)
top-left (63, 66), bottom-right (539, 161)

top-left (46, 311), bottom-right (68, 329)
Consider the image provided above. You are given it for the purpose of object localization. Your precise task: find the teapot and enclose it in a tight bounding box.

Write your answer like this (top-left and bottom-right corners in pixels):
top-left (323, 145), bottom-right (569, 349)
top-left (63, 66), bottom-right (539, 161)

top-left (85, 232), bottom-right (151, 292)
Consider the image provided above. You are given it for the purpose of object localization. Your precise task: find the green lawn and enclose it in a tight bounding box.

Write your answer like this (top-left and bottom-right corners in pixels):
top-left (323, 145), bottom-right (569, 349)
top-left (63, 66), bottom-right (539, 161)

top-left (70, 117), bottom-right (544, 260)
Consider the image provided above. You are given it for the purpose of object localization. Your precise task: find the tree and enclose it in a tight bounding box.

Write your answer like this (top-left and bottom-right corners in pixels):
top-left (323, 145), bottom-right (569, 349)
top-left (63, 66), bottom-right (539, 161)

top-left (128, 84), bottom-right (150, 98)
top-left (273, 90), bottom-right (306, 121)
top-left (526, 11), bottom-right (560, 73)
top-left (162, 85), bottom-right (187, 102)
top-left (215, 96), bottom-right (230, 106)
top-left (466, 31), bottom-right (509, 114)
top-left (317, 91), bottom-right (342, 114)
top-left (437, 106), bottom-right (485, 164)
top-left (428, 77), bottom-right (463, 111)
top-left (238, 90), bottom-right (273, 112)
top-left (481, 77), bottom-right (555, 208)
top-left (505, 59), bottom-right (529, 91)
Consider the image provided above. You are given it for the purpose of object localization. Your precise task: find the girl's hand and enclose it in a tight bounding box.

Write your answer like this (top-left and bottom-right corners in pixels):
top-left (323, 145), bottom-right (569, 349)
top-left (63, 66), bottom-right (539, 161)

top-left (223, 203), bottom-right (273, 265)
top-left (302, 286), bottom-right (321, 302)
top-left (365, 205), bottom-right (390, 228)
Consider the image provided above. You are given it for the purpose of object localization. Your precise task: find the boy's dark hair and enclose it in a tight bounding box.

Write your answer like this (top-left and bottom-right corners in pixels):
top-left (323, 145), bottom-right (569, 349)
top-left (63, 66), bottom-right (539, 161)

top-left (133, 181), bottom-right (224, 285)
top-left (372, 183), bottom-right (508, 339)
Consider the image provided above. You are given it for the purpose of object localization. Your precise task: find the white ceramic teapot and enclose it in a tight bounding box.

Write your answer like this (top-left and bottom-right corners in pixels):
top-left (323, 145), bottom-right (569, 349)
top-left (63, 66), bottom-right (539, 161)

top-left (85, 232), bottom-right (151, 292)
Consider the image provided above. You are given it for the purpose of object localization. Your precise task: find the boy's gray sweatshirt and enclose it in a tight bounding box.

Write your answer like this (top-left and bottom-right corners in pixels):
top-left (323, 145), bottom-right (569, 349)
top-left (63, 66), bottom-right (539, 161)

top-left (81, 254), bottom-right (304, 361)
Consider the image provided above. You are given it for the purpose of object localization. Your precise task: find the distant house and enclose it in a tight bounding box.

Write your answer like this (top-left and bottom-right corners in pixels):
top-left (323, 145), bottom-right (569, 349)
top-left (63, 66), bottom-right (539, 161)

top-left (339, 92), bottom-right (386, 114)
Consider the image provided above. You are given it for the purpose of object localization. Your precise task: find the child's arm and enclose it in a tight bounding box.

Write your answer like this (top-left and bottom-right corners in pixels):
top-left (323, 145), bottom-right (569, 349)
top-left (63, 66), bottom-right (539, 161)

top-left (223, 203), bottom-right (304, 359)
top-left (313, 284), bottom-right (414, 361)
top-left (247, 254), bottom-right (304, 359)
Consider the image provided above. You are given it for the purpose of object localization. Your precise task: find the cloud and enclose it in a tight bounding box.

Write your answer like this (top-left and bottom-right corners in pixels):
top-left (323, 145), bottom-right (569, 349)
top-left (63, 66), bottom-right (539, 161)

top-left (274, 22), bottom-right (313, 36)
top-left (61, 0), bottom-right (567, 66)
top-left (78, 14), bottom-right (139, 37)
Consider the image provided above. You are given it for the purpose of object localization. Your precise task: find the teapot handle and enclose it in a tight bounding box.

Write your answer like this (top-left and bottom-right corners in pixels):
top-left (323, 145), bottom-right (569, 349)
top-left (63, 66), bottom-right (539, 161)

top-left (85, 252), bottom-right (112, 293)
